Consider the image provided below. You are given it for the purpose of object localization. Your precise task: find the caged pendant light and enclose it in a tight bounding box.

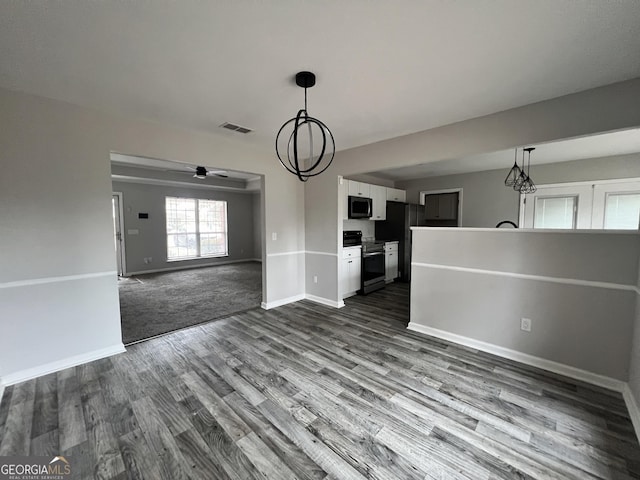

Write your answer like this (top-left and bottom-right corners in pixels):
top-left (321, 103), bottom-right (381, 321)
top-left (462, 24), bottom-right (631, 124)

top-left (506, 147), bottom-right (536, 194)
top-left (520, 147), bottom-right (537, 193)
top-left (504, 148), bottom-right (522, 187)
top-left (275, 71), bottom-right (335, 182)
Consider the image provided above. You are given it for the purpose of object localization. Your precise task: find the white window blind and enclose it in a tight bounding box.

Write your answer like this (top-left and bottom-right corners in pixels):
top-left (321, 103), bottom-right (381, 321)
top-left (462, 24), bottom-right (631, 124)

top-left (533, 196), bottom-right (576, 229)
top-left (521, 179), bottom-right (640, 230)
top-left (166, 197), bottom-right (228, 260)
top-left (604, 193), bottom-right (640, 230)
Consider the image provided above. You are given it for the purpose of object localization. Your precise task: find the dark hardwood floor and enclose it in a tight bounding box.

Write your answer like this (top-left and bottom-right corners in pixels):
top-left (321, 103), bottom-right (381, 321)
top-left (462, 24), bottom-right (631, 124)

top-left (1, 283), bottom-right (639, 479)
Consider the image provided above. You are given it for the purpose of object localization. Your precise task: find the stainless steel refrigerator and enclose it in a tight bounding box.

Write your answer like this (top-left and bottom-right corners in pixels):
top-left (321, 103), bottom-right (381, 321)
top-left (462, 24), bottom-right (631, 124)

top-left (374, 202), bottom-right (426, 282)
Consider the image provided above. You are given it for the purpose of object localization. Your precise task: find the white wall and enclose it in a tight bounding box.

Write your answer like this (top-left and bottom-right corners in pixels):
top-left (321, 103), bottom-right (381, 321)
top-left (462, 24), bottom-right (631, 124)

top-left (112, 181), bottom-right (257, 274)
top-left (347, 173), bottom-right (396, 188)
top-left (343, 219), bottom-right (375, 240)
top-left (409, 228), bottom-right (640, 382)
top-left (396, 153), bottom-right (640, 228)
top-left (0, 87), bottom-right (304, 386)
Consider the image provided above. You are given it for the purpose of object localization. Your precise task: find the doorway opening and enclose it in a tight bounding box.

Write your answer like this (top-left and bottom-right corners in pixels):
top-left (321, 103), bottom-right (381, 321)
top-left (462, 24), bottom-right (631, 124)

top-left (420, 188), bottom-right (462, 227)
top-left (110, 153), bottom-right (265, 344)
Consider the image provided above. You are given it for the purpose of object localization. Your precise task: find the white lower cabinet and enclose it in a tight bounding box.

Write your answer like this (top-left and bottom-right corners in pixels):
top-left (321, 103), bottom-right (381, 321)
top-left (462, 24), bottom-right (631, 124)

top-left (341, 247), bottom-right (362, 298)
top-left (384, 242), bottom-right (399, 282)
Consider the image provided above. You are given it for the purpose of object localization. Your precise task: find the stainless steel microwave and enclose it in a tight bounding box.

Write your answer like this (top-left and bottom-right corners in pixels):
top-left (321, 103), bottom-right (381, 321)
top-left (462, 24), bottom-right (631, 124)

top-left (348, 195), bottom-right (372, 219)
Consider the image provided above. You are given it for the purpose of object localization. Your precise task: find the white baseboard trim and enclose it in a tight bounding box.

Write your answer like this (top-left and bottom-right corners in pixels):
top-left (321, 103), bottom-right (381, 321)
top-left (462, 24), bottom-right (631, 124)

top-left (261, 294), bottom-right (305, 310)
top-left (126, 258), bottom-right (258, 276)
top-left (261, 293), bottom-right (346, 310)
top-left (305, 294), bottom-right (345, 309)
top-left (0, 343), bottom-right (126, 387)
top-left (407, 322), bottom-right (626, 393)
top-left (623, 384), bottom-right (640, 443)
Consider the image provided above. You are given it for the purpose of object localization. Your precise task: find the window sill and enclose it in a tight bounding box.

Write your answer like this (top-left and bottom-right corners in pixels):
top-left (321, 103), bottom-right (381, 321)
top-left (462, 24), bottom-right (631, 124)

top-left (167, 254), bottom-right (229, 262)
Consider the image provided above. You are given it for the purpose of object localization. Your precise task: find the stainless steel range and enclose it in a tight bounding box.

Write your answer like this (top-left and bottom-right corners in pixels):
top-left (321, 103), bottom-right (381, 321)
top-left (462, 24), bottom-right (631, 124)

top-left (361, 241), bottom-right (386, 295)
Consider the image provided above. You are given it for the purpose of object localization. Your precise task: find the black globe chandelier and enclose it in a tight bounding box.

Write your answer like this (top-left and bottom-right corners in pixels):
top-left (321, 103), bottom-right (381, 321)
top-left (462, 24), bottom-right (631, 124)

top-left (276, 71), bottom-right (335, 182)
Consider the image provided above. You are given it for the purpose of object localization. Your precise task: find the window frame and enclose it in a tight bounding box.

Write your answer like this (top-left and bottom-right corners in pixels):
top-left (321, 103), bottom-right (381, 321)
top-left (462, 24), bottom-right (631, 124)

top-left (165, 196), bottom-right (229, 261)
top-left (519, 177), bottom-right (640, 230)
top-left (532, 194), bottom-right (578, 230)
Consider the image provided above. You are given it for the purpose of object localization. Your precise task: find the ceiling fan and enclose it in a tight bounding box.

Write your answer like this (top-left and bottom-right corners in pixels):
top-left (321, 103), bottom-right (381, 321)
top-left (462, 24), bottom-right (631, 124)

top-left (191, 166), bottom-right (229, 179)
top-left (166, 165), bottom-right (229, 179)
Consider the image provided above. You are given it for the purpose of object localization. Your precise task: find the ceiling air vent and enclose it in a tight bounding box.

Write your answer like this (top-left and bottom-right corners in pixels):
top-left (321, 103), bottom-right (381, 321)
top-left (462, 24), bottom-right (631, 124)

top-left (220, 122), bottom-right (253, 134)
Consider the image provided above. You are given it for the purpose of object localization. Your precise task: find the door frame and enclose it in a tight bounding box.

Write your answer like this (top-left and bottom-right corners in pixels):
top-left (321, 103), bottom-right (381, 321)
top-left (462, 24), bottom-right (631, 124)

top-left (112, 192), bottom-right (127, 276)
top-left (419, 187), bottom-right (463, 226)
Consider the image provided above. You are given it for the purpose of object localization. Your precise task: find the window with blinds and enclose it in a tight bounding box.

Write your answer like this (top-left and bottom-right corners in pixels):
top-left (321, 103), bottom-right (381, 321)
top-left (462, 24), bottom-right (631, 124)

top-left (165, 196), bottom-right (228, 260)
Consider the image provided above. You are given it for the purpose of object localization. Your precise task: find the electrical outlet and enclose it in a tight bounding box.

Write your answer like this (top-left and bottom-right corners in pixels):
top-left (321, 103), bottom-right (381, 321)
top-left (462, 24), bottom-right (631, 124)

top-left (272, 232), bottom-right (277, 241)
top-left (313, 275), bottom-right (318, 284)
top-left (521, 317), bottom-right (532, 332)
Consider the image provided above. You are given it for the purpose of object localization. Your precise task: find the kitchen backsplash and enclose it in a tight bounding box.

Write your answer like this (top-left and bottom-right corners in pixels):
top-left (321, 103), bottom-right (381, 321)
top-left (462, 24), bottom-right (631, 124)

top-left (343, 219), bottom-right (375, 240)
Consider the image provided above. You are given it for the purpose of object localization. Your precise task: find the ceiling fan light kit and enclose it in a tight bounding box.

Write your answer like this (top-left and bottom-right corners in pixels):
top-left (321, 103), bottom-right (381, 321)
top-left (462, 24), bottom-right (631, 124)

top-left (194, 166), bottom-right (208, 179)
top-left (275, 71), bottom-right (335, 182)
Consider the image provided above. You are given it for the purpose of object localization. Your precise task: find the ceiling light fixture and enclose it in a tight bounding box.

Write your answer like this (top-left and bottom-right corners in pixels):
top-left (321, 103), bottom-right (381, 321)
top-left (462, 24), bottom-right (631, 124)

top-left (194, 166), bottom-right (207, 179)
top-left (275, 71), bottom-right (335, 182)
top-left (504, 148), bottom-right (522, 187)
top-left (505, 147), bottom-right (536, 194)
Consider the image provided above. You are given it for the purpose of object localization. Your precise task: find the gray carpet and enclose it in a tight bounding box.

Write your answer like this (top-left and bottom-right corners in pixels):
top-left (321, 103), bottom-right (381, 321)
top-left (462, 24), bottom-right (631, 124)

top-left (118, 262), bottom-right (262, 344)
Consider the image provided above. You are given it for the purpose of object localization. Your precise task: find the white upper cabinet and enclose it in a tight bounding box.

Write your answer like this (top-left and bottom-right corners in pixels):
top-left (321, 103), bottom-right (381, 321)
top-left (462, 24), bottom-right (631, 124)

top-left (386, 188), bottom-right (406, 202)
top-left (370, 184), bottom-right (387, 221)
top-left (343, 180), bottom-right (405, 221)
top-left (348, 181), bottom-right (370, 198)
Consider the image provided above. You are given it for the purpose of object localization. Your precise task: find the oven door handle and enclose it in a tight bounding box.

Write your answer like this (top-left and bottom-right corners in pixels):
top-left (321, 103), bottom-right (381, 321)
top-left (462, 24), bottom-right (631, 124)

top-left (363, 252), bottom-right (384, 257)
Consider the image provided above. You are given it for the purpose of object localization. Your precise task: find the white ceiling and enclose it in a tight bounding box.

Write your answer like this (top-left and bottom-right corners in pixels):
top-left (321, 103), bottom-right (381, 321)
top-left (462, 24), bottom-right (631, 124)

top-left (110, 153), bottom-right (260, 181)
top-left (110, 153), bottom-right (261, 192)
top-left (1, 1), bottom-right (639, 157)
top-left (369, 127), bottom-right (640, 180)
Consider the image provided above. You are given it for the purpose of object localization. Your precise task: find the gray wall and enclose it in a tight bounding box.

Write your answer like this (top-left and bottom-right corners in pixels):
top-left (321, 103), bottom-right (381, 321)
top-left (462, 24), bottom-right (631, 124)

top-left (112, 181), bottom-right (257, 274)
top-left (399, 169), bottom-right (518, 227)
top-left (303, 78), bottom-right (640, 304)
top-left (396, 152), bottom-right (640, 228)
top-left (0, 86), bottom-right (304, 386)
top-left (629, 255), bottom-right (640, 417)
top-left (410, 228), bottom-right (640, 380)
